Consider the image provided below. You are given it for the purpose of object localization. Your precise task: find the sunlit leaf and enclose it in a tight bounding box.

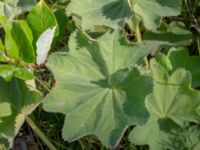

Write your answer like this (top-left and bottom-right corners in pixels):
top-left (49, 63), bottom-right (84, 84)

top-left (154, 47), bottom-right (200, 87)
top-left (11, 20), bottom-right (35, 63)
top-left (129, 58), bottom-right (200, 150)
top-left (132, 0), bottom-right (182, 29)
top-left (27, 0), bottom-right (58, 41)
top-left (144, 22), bottom-right (193, 54)
top-left (67, 0), bottom-right (132, 30)
top-left (43, 29), bottom-right (152, 148)
top-left (0, 16), bottom-right (19, 60)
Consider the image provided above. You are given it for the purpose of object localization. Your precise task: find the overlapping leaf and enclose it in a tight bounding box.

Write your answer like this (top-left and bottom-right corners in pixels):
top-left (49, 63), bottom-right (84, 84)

top-left (165, 126), bottom-right (200, 149)
top-left (27, 0), bottom-right (58, 41)
top-left (36, 26), bottom-right (56, 65)
top-left (66, 0), bottom-right (132, 30)
top-left (67, 0), bottom-right (182, 30)
top-left (154, 48), bottom-right (200, 87)
top-left (132, 0), bottom-right (182, 29)
top-left (0, 0), bottom-right (36, 18)
top-left (0, 16), bottom-right (19, 60)
top-left (144, 22), bottom-right (193, 54)
top-left (0, 78), bottom-right (41, 148)
top-left (0, 103), bottom-right (11, 123)
top-left (129, 57), bottom-right (200, 150)
top-left (11, 20), bottom-right (35, 63)
top-left (43, 29), bottom-right (152, 148)
top-left (0, 64), bottom-right (34, 81)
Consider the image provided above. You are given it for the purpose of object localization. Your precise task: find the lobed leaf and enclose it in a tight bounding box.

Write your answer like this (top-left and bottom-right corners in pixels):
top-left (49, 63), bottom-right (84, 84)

top-left (129, 58), bottom-right (200, 150)
top-left (154, 48), bottom-right (200, 87)
top-left (66, 0), bottom-right (132, 30)
top-left (144, 22), bottom-right (193, 54)
top-left (132, 0), bottom-right (182, 29)
top-left (43, 29), bottom-right (152, 148)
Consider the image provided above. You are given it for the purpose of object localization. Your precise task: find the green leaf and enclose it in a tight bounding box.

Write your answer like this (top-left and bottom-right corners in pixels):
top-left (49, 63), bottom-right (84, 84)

top-left (17, 0), bottom-right (36, 11)
top-left (0, 103), bottom-right (11, 119)
top-left (53, 8), bottom-right (71, 43)
top-left (54, 9), bottom-right (69, 37)
top-left (14, 66), bottom-right (34, 80)
top-left (0, 40), bottom-right (7, 62)
top-left (129, 117), bottom-right (181, 150)
top-left (0, 65), bottom-right (34, 81)
top-left (0, 138), bottom-right (9, 150)
top-left (11, 20), bottom-right (35, 63)
top-left (165, 126), bottom-right (200, 150)
top-left (168, 48), bottom-right (200, 88)
top-left (66, 0), bottom-right (132, 30)
top-left (0, 16), bottom-right (19, 60)
top-left (0, 65), bottom-right (14, 81)
top-left (0, 39), bottom-right (4, 53)
top-left (182, 126), bottom-right (200, 150)
top-left (43, 29), bottom-right (152, 148)
top-left (154, 47), bottom-right (200, 88)
top-left (0, 0), bottom-right (20, 18)
top-left (129, 60), bottom-right (200, 149)
top-left (144, 22), bottom-right (193, 54)
top-left (27, 0), bottom-right (58, 41)
top-left (0, 0), bottom-right (36, 18)
top-left (0, 77), bottom-right (41, 148)
top-left (132, 0), bottom-right (182, 29)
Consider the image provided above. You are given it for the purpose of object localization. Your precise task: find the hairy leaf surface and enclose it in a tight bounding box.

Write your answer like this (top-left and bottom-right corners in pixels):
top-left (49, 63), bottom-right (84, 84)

top-left (144, 22), bottom-right (193, 54)
top-left (129, 58), bottom-right (200, 150)
top-left (67, 0), bottom-right (132, 30)
top-left (43, 29), bottom-right (152, 148)
top-left (154, 48), bottom-right (200, 87)
top-left (132, 0), bottom-right (182, 29)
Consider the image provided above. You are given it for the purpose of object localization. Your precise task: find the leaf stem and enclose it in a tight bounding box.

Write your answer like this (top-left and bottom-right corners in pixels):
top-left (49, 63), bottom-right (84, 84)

top-left (34, 76), bottom-right (51, 92)
top-left (26, 116), bottom-right (57, 150)
top-left (131, 15), bottom-right (149, 66)
top-left (135, 21), bottom-right (142, 43)
top-left (131, 15), bottom-right (142, 43)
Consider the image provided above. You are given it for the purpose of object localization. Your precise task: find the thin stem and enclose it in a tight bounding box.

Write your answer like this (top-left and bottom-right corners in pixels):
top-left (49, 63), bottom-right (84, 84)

top-left (26, 116), bottom-right (57, 150)
top-left (131, 15), bottom-right (142, 43)
top-left (135, 22), bottom-right (142, 43)
top-left (34, 76), bottom-right (51, 92)
top-left (131, 15), bottom-right (149, 67)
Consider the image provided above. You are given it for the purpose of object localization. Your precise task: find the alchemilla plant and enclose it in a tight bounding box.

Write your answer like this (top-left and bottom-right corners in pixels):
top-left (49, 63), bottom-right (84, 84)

top-left (0, 0), bottom-right (200, 149)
